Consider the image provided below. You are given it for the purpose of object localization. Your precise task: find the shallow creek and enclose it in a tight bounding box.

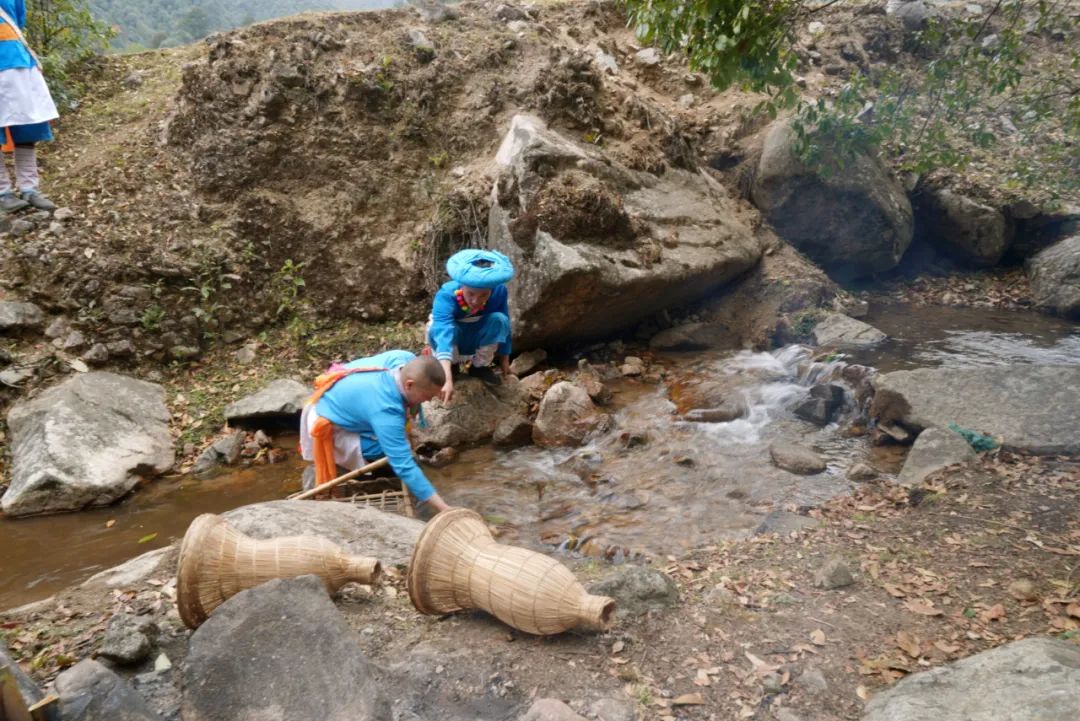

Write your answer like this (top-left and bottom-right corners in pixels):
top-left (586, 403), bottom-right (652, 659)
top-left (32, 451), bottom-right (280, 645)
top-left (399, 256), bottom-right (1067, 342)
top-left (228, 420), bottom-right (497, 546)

top-left (1, 303), bottom-right (1077, 609)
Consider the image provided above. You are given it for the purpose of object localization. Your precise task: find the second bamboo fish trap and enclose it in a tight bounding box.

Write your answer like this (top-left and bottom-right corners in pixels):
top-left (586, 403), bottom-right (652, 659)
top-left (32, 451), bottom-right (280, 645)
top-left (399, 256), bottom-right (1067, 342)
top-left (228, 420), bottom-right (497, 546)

top-left (407, 508), bottom-right (616, 635)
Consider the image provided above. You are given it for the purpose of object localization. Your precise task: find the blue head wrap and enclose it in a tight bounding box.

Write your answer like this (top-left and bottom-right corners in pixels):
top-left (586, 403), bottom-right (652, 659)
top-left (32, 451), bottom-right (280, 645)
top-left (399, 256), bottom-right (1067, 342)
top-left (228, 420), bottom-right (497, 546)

top-left (446, 249), bottom-right (515, 289)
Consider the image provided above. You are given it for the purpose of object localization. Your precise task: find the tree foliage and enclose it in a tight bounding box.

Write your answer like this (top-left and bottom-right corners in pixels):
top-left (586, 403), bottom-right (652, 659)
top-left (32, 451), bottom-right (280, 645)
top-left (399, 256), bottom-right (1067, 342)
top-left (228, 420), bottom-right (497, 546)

top-left (25, 0), bottom-right (115, 108)
top-left (623, 0), bottom-right (1080, 201)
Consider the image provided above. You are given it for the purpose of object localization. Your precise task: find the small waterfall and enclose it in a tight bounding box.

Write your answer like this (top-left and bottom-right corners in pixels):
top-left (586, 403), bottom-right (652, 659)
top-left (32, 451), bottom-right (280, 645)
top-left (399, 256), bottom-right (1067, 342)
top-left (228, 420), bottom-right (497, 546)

top-left (696, 345), bottom-right (857, 445)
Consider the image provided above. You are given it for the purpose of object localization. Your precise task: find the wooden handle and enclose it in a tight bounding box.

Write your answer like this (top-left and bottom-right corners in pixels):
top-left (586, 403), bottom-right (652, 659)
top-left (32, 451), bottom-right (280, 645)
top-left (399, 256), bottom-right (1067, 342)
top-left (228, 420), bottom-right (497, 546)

top-left (287, 457), bottom-right (390, 501)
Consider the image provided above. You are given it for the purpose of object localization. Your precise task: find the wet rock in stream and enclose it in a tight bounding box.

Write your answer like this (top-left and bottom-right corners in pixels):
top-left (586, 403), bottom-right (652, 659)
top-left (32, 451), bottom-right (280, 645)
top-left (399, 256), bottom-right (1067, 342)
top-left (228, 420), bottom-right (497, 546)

top-left (769, 441), bottom-right (827, 475)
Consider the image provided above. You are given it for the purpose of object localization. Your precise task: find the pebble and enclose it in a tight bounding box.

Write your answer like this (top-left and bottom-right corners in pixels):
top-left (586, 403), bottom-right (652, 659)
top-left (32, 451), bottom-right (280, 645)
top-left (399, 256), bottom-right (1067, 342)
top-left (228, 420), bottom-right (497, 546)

top-left (814, 558), bottom-right (854, 589)
top-left (1007, 579), bottom-right (1039, 602)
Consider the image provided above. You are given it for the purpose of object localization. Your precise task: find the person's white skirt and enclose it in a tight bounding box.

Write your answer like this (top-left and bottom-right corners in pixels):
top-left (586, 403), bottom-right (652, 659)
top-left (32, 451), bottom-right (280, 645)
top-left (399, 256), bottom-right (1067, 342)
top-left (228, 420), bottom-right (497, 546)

top-left (0, 66), bottom-right (59, 127)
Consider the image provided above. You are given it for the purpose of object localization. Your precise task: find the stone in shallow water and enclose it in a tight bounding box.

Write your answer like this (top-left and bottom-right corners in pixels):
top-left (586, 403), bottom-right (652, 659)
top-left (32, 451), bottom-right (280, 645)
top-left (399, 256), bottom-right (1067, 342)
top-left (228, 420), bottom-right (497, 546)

top-left (769, 441), bottom-right (827, 475)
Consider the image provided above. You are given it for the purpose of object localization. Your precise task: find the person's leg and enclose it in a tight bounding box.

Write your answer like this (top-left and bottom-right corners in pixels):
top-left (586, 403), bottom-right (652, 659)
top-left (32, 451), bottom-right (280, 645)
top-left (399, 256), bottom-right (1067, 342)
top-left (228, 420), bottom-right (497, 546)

top-left (10, 123), bottom-right (57, 211)
top-left (465, 312), bottom-right (510, 383)
top-left (0, 139), bottom-right (28, 213)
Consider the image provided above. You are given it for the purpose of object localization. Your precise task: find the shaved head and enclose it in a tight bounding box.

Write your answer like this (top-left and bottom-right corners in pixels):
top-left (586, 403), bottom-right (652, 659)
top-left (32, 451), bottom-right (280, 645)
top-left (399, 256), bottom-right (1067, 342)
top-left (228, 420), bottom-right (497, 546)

top-left (403, 355), bottom-right (446, 389)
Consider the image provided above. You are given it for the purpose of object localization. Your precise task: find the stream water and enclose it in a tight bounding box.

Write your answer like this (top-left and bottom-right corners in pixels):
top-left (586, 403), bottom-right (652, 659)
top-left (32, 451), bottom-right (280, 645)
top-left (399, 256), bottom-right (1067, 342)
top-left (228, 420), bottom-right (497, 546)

top-left (1, 303), bottom-right (1077, 610)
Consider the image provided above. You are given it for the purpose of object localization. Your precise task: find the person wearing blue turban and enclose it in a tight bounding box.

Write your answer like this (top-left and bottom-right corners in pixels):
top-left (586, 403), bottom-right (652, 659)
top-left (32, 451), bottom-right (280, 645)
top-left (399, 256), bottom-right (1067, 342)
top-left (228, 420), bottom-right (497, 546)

top-left (427, 249), bottom-right (515, 402)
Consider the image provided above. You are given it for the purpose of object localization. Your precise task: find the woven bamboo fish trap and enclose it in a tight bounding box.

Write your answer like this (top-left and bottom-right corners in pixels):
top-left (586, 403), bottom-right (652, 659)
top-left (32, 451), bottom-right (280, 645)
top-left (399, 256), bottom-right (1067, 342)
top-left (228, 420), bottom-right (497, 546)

top-left (407, 508), bottom-right (616, 635)
top-left (176, 513), bottom-right (382, 629)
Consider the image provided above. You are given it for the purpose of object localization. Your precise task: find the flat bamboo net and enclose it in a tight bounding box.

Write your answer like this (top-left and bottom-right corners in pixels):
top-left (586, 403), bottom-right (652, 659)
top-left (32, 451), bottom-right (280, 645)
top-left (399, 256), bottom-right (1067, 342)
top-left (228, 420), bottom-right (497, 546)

top-left (176, 514), bottom-right (382, 629)
top-left (322, 478), bottom-right (414, 517)
top-left (407, 508), bottom-right (615, 636)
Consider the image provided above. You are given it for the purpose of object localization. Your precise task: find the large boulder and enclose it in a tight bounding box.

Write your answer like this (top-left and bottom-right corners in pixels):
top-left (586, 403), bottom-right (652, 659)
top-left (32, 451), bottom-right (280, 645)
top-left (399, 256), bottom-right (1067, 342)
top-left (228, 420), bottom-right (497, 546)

top-left (181, 575), bottom-right (391, 721)
top-left (871, 366), bottom-right (1080, 455)
top-left (222, 500), bottom-right (423, 567)
top-left (751, 119), bottom-right (912, 281)
top-left (897, 427), bottom-right (976, 486)
top-left (55, 658), bottom-right (163, 721)
top-left (223, 378), bottom-right (309, 427)
top-left (413, 377), bottom-right (529, 449)
top-left (862, 638), bottom-right (1080, 721)
top-left (489, 114), bottom-right (763, 349)
top-left (914, 187), bottom-right (1012, 267)
top-left (533, 381), bottom-right (611, 447)
top-left (1027, 234), bottom-right (1080, 318)
top-left (2, 372), bottom-right (174, 517)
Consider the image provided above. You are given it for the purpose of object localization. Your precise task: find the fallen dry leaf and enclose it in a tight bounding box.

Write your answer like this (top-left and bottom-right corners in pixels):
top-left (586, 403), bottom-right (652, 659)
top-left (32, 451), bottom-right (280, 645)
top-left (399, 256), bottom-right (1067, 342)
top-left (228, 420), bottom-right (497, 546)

top-left (745, 651), bottom-right (782, 676)
top-left (1066, 603), bottom-right (1080, 620)
top-left (903, 599), bottom-right (944, 616)
top-left (672, 693), bottom-right (704, 706)
top-left (896, 631), bottom-right (921, 658)
top-left (810, 629), bottom-right (827, 646)
top-left (980, 603), bottom-right (1007, 623)
top-left (884, 584), bottom-right (907, 598)
top-left (934, 640), bottom-right (961, 654)
top-left (856, 685), bottom-right (871, 701)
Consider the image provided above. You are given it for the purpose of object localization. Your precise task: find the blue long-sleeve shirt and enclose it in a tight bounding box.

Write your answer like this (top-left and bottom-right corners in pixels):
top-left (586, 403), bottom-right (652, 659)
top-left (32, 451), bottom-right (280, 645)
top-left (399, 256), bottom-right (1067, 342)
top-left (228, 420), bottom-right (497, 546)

top-left (0, 0), bottom-right (35, 72)
top-left (314, 350), bottom-right (436, 502)
top-left (429, 280), bottom-right (512, 361)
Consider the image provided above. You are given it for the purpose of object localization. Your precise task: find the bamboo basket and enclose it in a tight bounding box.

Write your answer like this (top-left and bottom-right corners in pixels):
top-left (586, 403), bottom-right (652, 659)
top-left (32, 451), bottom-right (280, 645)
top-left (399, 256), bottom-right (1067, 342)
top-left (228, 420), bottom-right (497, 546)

top-left (176, 513), bottom-right (382, 629)
top-left (407, 508), bottom-right (616, 635)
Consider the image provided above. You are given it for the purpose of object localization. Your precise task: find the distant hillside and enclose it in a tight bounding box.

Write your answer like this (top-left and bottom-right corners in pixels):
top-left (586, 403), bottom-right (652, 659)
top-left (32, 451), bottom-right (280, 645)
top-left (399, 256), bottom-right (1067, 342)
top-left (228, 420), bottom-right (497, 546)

top-left (89, 0), bottom-right (402, 51)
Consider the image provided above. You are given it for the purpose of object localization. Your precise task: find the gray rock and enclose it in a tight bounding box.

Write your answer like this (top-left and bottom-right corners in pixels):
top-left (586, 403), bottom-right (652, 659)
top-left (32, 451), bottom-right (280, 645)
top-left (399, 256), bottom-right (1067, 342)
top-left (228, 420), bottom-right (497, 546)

top-left (649, 322), bottom-right (734, 351)
top-left (413, 0), bottom-right (460, 23)
top-left (589, 566), bottom-right (679, 618)
top-left (915, 188), bottom-right (1012, 267)
top-left (406, 28), bottom-right (435, 61)
top-left (234, 343), bottom-right (256, 364)
top-left (223, 500), bottom-right (422, 567)
top-left (573, 362), bottom-right (611, 404)
top-left (181, 575), bottom-right (390, 721)
top-left (494, 3), bottom-right (528, 22)
top-left (63, 330), bottom-right (87, 350)
top-left (863, 638), bottom-right (1080, 721)
top-left (107, 339), bottom-right (137, 358)
top-left (755, 511), bottom-right (820, 536)
top-left (9, 219), bottom-right (33, 236)
top-left (3, 372), bottom-right (174, 517)
top-left (1027, 234), bottom-right (1080, 318)
top-left (168, 345), bottom-right (200, 361)
top-left (83, 343), bottom-right (110, 365)
top-left (0, 347), bottom-right (11, 365)
top-left (812, 313), bottom-right (886, 346)
top-left (769, 441), bottom-right (827, 475)
top-left (55, 658), bottom-right (162, 721)
top-left (0, 364), bottom-right (35, 387)
top-left (635, 47), bottom-right (661, 66)
top-left (847, 463), bottom-right (878, 481)
top-left (520, 698), bottom-right (588, 721)
top-left (813, 558), bottom-right (854, 589)
top-left (751, 119), bottom-right (912, 281)
top-left (533, 381), bottom-right (611, 447)
top-left (798, 666), bottom-right (829, 693)
top-left (54, 207), bottom-right (76, 222)
top-left (589, 697), bottom-right (637, 721)
top-left (0, 301), bottom-right (44, 332)
top-left (794, 383), bottom-right (846, 425)
top-left (98, 614), bottom-right (159, 666)
top-left (489, 114), bottom-right (762, 349)
top-left (223, 378), bottom-right (308, 425)
top-left (871, 366), bottom-right (1080, 455)
top-left (132, 669), bottom-right (180, 721)
top-left (415, 377), bottom-right (529, 448)
top-left (594, 49), bottom-right (619, 75)
top-left (886, 0), bottom-right (939, 30)
top-left (775, 710), bottom-right (803, 721)
top-left (1, 644), bottom-right (45, 709)
top-left (45, 316), bottom-right (70, 338)
top-left (493, 413), bottom-right (534, 447)
top-left (193, 431), bottom-right (246, 473)
top-left (510, 348), bottom-right (547, 376)
top-left (82, 548), bottom-right (171, 590)
top-left (897, 428), bottom-right (977, 486)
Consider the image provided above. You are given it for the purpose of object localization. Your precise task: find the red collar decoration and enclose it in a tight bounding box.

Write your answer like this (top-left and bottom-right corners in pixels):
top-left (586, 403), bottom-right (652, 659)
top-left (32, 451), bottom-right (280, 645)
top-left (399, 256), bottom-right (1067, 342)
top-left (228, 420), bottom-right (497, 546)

top-left (454, 288), bottom-right (485, 316)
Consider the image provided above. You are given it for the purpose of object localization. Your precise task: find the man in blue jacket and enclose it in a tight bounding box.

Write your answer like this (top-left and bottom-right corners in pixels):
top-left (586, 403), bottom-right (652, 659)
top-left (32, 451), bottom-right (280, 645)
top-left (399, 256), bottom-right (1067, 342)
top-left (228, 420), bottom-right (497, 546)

top-left (427, 249), bottom-right (515, 402)
top-left (0, 0), bottom-right (59, 212)
top-left (299, 350), bottom-right (451, 513)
